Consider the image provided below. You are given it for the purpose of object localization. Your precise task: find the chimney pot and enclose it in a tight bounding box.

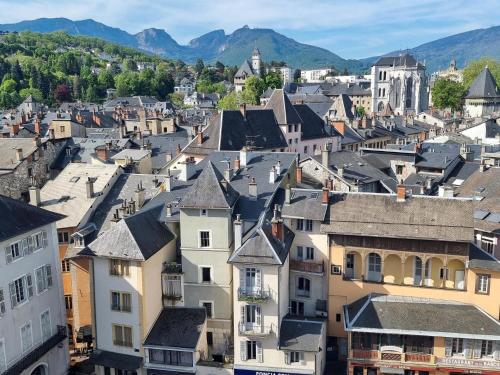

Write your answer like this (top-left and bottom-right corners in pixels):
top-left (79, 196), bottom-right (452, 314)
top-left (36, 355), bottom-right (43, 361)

top-left (285, 184), bottom-right (291, 205)
top-left (249, 177), bottom-right (258, 198)
top-left (396, 184), bottom-right (406, 202)
top-left (322, 187), bottom-right (329, 204)
top-left (86, 177), bottom-right (95, 199)
top-left (29, 186), bottom-right (41, 207)
top-left (234, 157), bottom-right (241, 170)
top-left (296, 166), bottom-right (302, 184)
top-left (166, 203), bottom-right (172, 217)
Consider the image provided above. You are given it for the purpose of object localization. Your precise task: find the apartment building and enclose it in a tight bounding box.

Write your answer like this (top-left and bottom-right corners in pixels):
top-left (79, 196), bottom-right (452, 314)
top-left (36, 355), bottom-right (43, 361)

top-left (37, 163), bottom-right (121, 346)
top-left (0, 195), bottom-right (68, 374)
top-left (301, 68), bottom-right (334, 83)
top-left (321, 187), bottom-right (500, 374)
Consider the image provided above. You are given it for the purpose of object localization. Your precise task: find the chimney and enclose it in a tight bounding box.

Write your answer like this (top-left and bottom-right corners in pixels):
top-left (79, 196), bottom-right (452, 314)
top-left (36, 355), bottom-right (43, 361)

top-left (327, 177), bottom-right (334, 190)
top-left (240, 103), bottom-right (247, 118)
top-left (269, 166), bottom-right (277, 184)
top-left (86, 177), bottom-right (95, 199)
top-left (275, 160), bottom-right (282, 175)
top-left (49, 128), bottom-right (55, 140)
top-left (166, 203), bottom-right (172, 217)
top-left (271, 204), bottom-right (284, 242)
top-left (361, 116), bottom-right (368, 129)
top-left (220, 178), bottom-right (228, 191)
top-left (224, 166), bottom-right (234, 181)
top-left (21, 112), bottom-right (27, 124)
top-left (285, 184), bottom-right (291, 205)
top-left (135, 181), bottom-right (146, 208)
top-left (321, 147), bottom-right (329, 167)
top-left (240, 146), bottom-right (253, 167)
top-left (165, 170), bottom-right (172, 192)
top-left (322, 187), bottom-right (329, 204)
top-left (197, 131), bottom-right (203, 145)
top-left (29, 186), bottom-right (41, 207)
top-left (414, 142), bottom-right (422, 154)
top-left (178, 157), bottom-right (196, 182)
top-left (396, 185), bottom-right (406, 202)
top-left (165, 152), bottom-right (173, 163)
top-left (460, 144), bottom-right (473, 161)
top-left (15, 148), bottom-right (23, 161)
top-left (234, 156), bottom-right (241, 170)
top-left (337, 167), bottom-right (344, 178)
top-left (33, 136), bottom-right (41, 148)
top-left (11, 123), bottom-right (20, 136)
top-left (296, 166), bottom-right (302, 184)
top-left (95, 146), bottom-right (109, 161)
top-left (249, 177), bottom-right (258, 198)
top-left (234, 214), bottom-right (243, 249)
top-left (176, 144), bottom-right (182, 155)
top-left (34, 118), bottom-right (42, 135)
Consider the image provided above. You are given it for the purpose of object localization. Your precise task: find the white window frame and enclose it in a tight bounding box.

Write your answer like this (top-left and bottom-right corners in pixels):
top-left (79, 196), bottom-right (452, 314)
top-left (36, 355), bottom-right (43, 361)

top-left (199, 266), bottom-right (213, 284)
top-left (198, 230), bottom-right (212, 248)
top-left (477, 274), bottom-right (490, 294)
top-left (113, 324), bottom-right (133, 348)
top-left (296, 276), bottom-right (311, 298)
top-left (0, 288), bottom-right (5, 316)
top-left (31, 232), bottom-right (44, 251)
top-left (111, 291), bottom-right (132, 313)
top-left (20, 320), bottom-right (33, 354)
top-left (0, 338), bottom-right (6, 374)
top-left (451, 338), bottom-right (464, 356)
top-left (10, 274), bottom-right (32, 308)
top-left (40, 309), bottom-right (51, 342)
top-left (480, 236), bottom-right (495, 254)
top-left (35, 264), bottom-right (53, 295)
top-left (6, 240), bottom-right (23, 263)
top-left (200, 300), bottom-right (214, 319)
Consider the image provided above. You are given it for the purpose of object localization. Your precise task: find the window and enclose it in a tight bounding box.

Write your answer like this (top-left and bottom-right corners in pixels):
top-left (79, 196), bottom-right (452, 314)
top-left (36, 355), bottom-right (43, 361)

top-left (60, 125), bottom-right (65, 133)
top-left (303, 146), bottom-right (308, 154)
top-left (476, 274), bottom-right (490, 294)
top-left (336, 313), bottom-right (342, 322)
top-left (201, 267), bottom-right (212, 283)
top-left (109, 259), bottom-right (130, 277)
top-left (331, 265), bottom-right (342, 275)
top-left (62, 259), bottom-right (70, 272)
top-left (368, 253), bottom-right (381, 272)
top-left (481, 340), bottom-right (493, 357)
top-left (480, 236), bottom-right (494, 254)
top-left (296, 219), bottom-right (313, 232)
top-left (288, 125), bottom-right (293, 133)
top-left (31, 232), bottom-right (46, 251)
top-left (451, 338), bottom-right (463, 355)
top-left (5, 240), bottom-right (23, 263)
top-left (305, 247), bottom-right (314, 260)
top-left (200, 209), bottom-right (208, 217)
top-left (148, 349), bottom-right (193, 367)
top-left (247, 340), bottom-right (257, 360)
top-left (113, 324), bottom-right (132, 347)
top-left (20, 321), bottom-right (33, 353)
top-left (111, 292), bottom-right (132, 312)
top-left (207, 332), bottom-right (213, 346)
top-left (297, 277), bottom-right (311, 297)
top-left (290, 351), bottom-right (302, 363)
top-left (35, 265), bottom-right (53, 294)
top-left (58, 231), bottom-right (70, 243)
top-left (0, 339), bottom-right (5, 374)
top-left (0, 289), bottom-right (5, 315)
top-left (64, 295), bottom-right (73, 310)
top-left (9, 275), bottom-right (33, 307)
top-left (396, 165), bottom-right (404, 175)
top-left (294, 138), bottom-right (298, 144)
top-left (199, 231), bottom-right (211, 248)
top-left (439, 267), bottom-right (449, 280)
top-left (202, 301), bottom-right (213, 318)
top-left (290, 300), bottom-right (304, 316)
top-left (40, 310), bottom-right (51, 342)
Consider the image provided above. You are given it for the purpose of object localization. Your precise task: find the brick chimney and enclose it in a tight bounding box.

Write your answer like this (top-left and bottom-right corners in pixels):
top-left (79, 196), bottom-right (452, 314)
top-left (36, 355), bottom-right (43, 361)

top-left (234, 156), bottom-right (241, 170)
top-left (95, 146), bottom-right (109, 161)
top-left (322, 187), bottom-right (329, 204)
top-left (396, 185), bottom-right (406, 202)
top-left (21, 112), bottom-right (27, 124)
top-left (296, 166), bottom-right (302, 184)
top-left (271, 204), bottom-right (284, 242)
top-left (34, 118), bottom-right (42, 135)
top-left (197, 130), bottom-right (203, 145)
top-left (414, 142), bottom-right (422, 154)
top-left (11, 123), bottom-right (20, 136)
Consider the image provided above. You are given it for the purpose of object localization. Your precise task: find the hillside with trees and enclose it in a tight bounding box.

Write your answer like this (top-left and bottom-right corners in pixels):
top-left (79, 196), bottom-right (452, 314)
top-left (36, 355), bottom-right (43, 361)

top-left (0, 31), bottom-right (190, 109)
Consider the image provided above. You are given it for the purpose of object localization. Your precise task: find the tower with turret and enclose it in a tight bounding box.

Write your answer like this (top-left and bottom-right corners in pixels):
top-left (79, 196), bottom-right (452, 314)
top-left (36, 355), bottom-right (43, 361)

top-left (251, 47), bottom-right (262, 77)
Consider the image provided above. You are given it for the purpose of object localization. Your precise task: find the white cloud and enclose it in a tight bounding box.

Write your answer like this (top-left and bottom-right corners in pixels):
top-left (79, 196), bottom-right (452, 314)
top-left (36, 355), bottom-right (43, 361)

top-left (0, 0), bottom-right (498, 58)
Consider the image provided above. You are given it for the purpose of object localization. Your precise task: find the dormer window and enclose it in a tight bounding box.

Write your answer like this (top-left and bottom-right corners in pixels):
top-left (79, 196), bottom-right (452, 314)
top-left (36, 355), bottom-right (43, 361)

top-left (200, 209), bottom-right (208, 217)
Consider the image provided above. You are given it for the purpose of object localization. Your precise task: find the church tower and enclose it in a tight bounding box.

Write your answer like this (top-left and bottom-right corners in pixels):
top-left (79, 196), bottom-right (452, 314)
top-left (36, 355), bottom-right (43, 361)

top-left (251, 47), bottom-right (262, 77)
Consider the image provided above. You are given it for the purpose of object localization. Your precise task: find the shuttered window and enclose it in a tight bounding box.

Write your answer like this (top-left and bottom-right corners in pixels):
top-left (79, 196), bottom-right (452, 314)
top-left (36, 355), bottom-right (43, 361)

top-left (20, 322), bottom-right (33, 353)
top-left (35, 265), bottom-right (53, 294)
top-left (0, 288), bottom-right (5, 315)
top-left (9, 274), bottom-right (33, 308)
top-left (0, 339), bottom-right (6, 373)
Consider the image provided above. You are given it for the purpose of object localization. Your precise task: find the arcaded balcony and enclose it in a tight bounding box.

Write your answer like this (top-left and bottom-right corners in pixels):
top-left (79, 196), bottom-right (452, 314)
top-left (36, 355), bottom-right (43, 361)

top-left (342, 250), bottom-right (466, 290)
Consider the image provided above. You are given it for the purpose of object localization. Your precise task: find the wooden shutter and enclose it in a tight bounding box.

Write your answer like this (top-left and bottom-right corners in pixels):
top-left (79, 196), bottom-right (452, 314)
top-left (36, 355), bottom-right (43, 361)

top-left (444, 337), bottom-right (452, 357)
top-left (255, 269), bottom-right (261, 291)
top-left (0, 288), bottom-right (5, 314)
top-left (9, 282), bottom-right (16, 308)
top-left (493, 341), bottom-right (500, 360)
top-left (42, 231), bottom-right (48, 247)
top-left (256, 306), bottom-right (261, 327)
top-left (5, 247), bottom-right (12, 264)
top-left (284, 352), bottom-right (290, 365)
top-left (21, 239), bottom-right (28, 256)
top-left (45, 265), bottom-right (53, 287)
top-left (36, 267), bottom-right (44, 294)
top-left (240, 268), bottom-right (246, 292)
top-left (300, 352), bottom-right (306, 365)
top-left (26, 274), bottom-right (34, 298)
top-left (464, 339), bottom-right (473, 359)
top-left (240, 305), bottom-right (246, 325)
top-left (240, 340), bottom-right (247, 361)
top-left (473, 340), bottom-right (481, 359)
top-left (27, 236), bottom-right (34, 254)
top-left (256, 341), bottom-right (263, 362)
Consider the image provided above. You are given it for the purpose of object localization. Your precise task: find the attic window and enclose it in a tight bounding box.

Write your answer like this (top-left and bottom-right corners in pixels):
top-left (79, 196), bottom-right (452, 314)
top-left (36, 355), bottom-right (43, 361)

top-left (310, 192), bottom-right (319, 199)
top-left (70, 176), bottom-right (80, 183)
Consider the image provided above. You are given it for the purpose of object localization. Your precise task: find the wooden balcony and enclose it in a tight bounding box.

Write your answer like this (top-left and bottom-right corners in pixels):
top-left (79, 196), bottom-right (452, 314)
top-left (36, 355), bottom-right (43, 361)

top-left (405, 353), bottom-right (432, 363)
top-left (350, 349), bottom-right (434, 364)
top-left (290, 259), bottom-right (324, 274)
top-left (351, 349), bottom-right (379, 360)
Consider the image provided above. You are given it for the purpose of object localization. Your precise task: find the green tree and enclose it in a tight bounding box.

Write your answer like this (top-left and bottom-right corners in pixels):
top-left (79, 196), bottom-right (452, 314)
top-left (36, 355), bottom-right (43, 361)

top-left (355, 106), bottom-right (366, 118)
top-left (217, 91), bottom-right (239, 110)
top-left (98, 69), bottom-right (115, 89)
top-left (241, 76), bottom-right (265, 105)
top-left (72, 75), bottom-right (81, 99)
top-left (19, 87), bottom-right (43, 102)
top-left (123, 59), bottom-right (138, 72)
top-left (169, 92), bottom-right (186, 108)
top-left (215, 61), bottom-right (225, 74)
top-left (432, 78), bottom-right (466, 112)
top-left (195, 58), bottom-right (205, 77)
top-left (264, 71), bottom-right (283, 90)
top-left (463, 58), bottom-right (500, 88)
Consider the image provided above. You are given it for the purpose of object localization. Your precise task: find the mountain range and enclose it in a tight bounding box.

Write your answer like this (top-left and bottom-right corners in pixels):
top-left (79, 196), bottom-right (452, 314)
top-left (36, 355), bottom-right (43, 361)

top-left (0, 18), bottom-right (499, 73)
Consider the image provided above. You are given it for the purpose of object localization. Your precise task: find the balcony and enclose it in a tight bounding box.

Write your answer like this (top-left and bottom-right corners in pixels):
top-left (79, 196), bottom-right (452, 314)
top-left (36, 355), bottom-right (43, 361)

top-left (315, 299), bottom-right (328, 318)
top-left (350, 349), bottom-right (434, 364)
top-left (237, 288), bottom-right (271, 303)
top-left (162, 273), bottom-right (182, 301)
top-left (4, 325), bottom-right (67, 375)
top-left (290, 259), bottom-right (324, 274)
top-left (162, 262), bottom-right (183, 274)
top-left (238, 322), bottom-right (275, 337)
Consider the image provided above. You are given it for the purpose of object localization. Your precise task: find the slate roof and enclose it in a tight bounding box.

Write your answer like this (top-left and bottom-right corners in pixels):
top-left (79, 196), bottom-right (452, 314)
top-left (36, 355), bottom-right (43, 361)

top-left (144, 307), bottom-right (206, 349)
top-left (183, 110), bottom-right (287, 156)
top-left (89, 350), bottom-right (142, 371)
top-left (468, 243), bottom-right (500, 271)
top-left (322, 82), bottom-right (371, 97)
top-left (344, 294), bottom-right (500, 340)
top-left (373, 54), bottom-right (419, 68)
top-left (293, 104), bottom-right (332, 140)
top-left (180, 161), bottom-right (239, 209)
top-left (279, 317), bottom-right (325, 352)
top-left (265, 89), bottom-right (302, 125)
top-left (86, 205), bottom-right (175, 261)
top-left (0, 138), bottom-right (48, 170)
top-left (0, 195), bottom-right (64, 242)
top-left (281, 188), bottom-right (328, 221)
top-left (321, 192), bottom-right (474, 242)
top-left (455, 167), bottom-right (500, 234)
top-left (330, 94), bottom-right (354, 120)
top-left (235, 59), bottom-right (255, 79)
top-left (465, 67), bottom-right (500, 99)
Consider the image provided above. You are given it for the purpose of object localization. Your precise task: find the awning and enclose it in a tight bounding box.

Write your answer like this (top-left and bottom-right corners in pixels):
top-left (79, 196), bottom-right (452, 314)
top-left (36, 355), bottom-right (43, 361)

top-left (379, 368), bottom-right (405, 375)
top-left (89, 350), bottom-right (142, 370)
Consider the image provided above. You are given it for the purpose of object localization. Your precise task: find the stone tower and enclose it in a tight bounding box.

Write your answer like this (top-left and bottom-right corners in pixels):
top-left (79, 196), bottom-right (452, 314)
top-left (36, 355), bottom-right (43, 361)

top-left (251, 47), bottom-right (262, 76)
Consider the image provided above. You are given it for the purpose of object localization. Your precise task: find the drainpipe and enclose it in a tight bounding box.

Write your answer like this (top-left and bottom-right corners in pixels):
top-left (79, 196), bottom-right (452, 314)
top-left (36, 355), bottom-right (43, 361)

top-left (91, 258), bottom-right (98, 350)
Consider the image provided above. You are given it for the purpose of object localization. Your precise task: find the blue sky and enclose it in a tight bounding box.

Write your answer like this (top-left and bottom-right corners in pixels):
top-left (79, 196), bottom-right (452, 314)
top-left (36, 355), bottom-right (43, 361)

top-left (1, 0), bottom-right (499, 58)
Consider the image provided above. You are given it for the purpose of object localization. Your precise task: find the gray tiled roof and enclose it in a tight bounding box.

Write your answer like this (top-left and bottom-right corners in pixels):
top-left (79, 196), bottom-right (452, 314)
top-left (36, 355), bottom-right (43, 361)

top-left (144, 307), bottom-right (206, 349)
top-left (279, 317), bottom-right (325, 352)
top-left (293, 104), bottom-right (333, 140)
top-left (468, 243), bottom-right (500, 271)
top-left (321, 192), bottom-right (474, 242)
top-left (265, 89), bottom-right (302, 125)
top-left (373, 54), bottom-right (419, 68)
top-left (344, 294), bottom-right (500, 340)
top-left (465, 67), bottom-right (500, 99)
top-left (235, 59), bottom-right (255, 79)
top-left (0, 195), bottom-right (64, 242)
top-left (281, 188), bottom-right (328, 221)
top-left (89, 350), bottom-right (142, 371)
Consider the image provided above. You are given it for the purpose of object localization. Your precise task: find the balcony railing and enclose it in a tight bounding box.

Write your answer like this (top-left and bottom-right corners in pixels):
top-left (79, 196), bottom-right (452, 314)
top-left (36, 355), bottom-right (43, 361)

top-left (405, 353), bottom-right (432, 363)
top-left (351, 348), bottom-right (434, 364)
top-left (290, 259), bottom-right (324, 274)
top-left (237, 288), bottom-right (271, 303)
top-left (162, 282), bottom-right (183, 300)
top-left (4, 325), bottom-right (67, 375)
top-left (352, 349), bottom-right (379, 360)
top-left (162, 262), bottom-right (183, 274)
top-left (238, 322), bottom-right (275, 337)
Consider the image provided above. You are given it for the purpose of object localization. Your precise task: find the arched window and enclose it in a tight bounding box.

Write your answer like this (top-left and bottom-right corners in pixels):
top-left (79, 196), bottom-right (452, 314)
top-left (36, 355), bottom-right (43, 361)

top-left (378, 88), bottom-right (381, 97)
top-left (382, 88), bottom-right (386, 97)
top-left (378, 102), bottom-right (385, 112)
top-left (366, 253), bottom-right (382, 282)
top-left (405, 77), bottom-right (413, 108)
top-left (379, 71), bottom-right (383, 80)
top-left (383, 71), bottom-right (387, 80)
